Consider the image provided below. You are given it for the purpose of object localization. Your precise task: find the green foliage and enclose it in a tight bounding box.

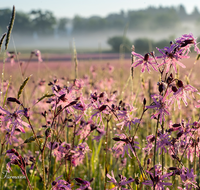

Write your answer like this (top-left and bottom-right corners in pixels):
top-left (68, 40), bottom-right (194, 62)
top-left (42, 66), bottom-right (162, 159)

top-left (17, 75), bottom-right (31, 99)
top-left (0, 33), bottom-right (6, 51)
top-left (133, 38), bottom-right (154, 53)
top-left (107, 36), bottom-right (132, 52)
top-left (128, 11), bottom-right (151, 29)
top-left (30, 10), bottom-right (56, 35)
top-left (5, 6), bottom-right (15, 50)
top-left (1, 4), bottom-right (196, 35)
top-left (152, 11), bottom-right (180, 29)
top-left (107, 36), bottom-right (174, 54)
top-left (154, 39), bottom-right (170, 49)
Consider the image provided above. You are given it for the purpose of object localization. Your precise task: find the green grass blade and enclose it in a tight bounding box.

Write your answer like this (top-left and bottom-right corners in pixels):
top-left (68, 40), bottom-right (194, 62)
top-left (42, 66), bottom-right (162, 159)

top-left (35, 93), bottom-right (55, 105)
top-left (3, 76), bottom-right (12, 107)
top-left (0, 33), bottom-right (6, 51)
top-left (17, 75), bottom-right (31, 99)
top-left (5, 6), bottom-right (15, 50)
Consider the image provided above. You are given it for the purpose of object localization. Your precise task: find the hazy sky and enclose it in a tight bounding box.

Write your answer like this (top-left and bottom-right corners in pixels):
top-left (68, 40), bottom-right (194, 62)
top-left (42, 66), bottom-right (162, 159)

top-left (1, 0), bottom-right (200, 18)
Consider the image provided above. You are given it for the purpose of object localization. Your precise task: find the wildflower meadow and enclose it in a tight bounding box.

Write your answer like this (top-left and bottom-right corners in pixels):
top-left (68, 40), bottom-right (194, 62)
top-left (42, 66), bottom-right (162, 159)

top-left (1, 6), bottom-right (200, 190)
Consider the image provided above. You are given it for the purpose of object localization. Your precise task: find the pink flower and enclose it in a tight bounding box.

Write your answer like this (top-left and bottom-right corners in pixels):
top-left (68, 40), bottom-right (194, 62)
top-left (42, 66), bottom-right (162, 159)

top-left (132, 52), bottom-right (158, 73)
top-left (112, 134), bottom-right (139, 158)
top-left (143, 165), bottom-right (172, 189)
top-left (52, 176), bottom-right (71, 190)
top-left (169, 81), bottom-right (198, 108)
top-left (71, 142), bottom-right (90, 167)
top-left (156, 44), bottom-right (188, 73)
top-left (74, 178), bottom-right (93, 190)
top-left (175, 33), bottom-right (200, 54)
top-left (179, 167), bottom-right (197, 189)
top-left (146, 94), bottom-right (169, 124)
top-left (6, 51), bottom-right (16, 66)
top-left (92, 127), bottom-right (105, 141)
top-left (31, 50), bottom-right (43, 62)
top-left (6, 149), bottom-right (28, 176)
top-left (0, 106), bottom-right (31, 136)
top-left (117, 105), bottom-right (140, 131)
top-left (107, 170), bottom-right (134, 189)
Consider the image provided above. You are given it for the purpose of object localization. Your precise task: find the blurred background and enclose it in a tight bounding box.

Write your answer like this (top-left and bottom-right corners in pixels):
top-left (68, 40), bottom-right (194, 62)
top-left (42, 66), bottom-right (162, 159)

top-left (1, 0), bottom-right (200, 54)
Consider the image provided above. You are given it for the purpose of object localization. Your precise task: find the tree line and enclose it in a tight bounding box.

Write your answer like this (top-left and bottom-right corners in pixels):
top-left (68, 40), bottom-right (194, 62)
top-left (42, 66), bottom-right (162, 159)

top-left (1, 4), bottom-right (200, 36)
top-left (107, 36), bottom-right (200, 53)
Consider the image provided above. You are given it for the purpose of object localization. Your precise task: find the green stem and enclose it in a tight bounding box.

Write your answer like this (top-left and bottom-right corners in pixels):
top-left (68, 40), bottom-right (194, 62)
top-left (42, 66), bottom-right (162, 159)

top-left (161, 121), bottom-right (164, 174)
top-left (153, 115), bottom-right (160, 190)
top-left (24, 170), bottom-right (33, 190)
top-left (42, 150), bottom-right (46, 190)
top-left (104, 119), bottom-right (110, 190)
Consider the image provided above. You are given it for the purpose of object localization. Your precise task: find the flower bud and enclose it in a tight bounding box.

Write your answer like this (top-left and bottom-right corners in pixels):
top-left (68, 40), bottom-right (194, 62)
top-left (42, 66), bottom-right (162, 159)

top-left (177, 80), bottom-right (183, 88)
top-left (7, 97), bottom-right (21, 104)
top-left (144, 53), bottom-right (149, 61)
top-left (45, 128), bottom-right (51, 138)
top-left (113, 137), bottom-right (121, 141)
top-left (147, 158), bottom-right (151, 165)
top-left (143, 98), bottom-right (146, 106)
top-left (172, 86), bottom-right (178, 92)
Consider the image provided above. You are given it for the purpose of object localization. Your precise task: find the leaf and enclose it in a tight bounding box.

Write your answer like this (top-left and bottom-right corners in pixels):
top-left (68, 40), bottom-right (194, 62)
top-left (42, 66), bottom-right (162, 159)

top-left (24, 135), bottom-right (44, 144)
top-left (3, 76), bottom-right (12, 107)
top-left (0, 33), bottom-right (6, 51)
top-left (35, 93), bottom-right (55, 105)
top-left (196, 54), bottom-right (200, 61)
top-left (5, 6), bottom-right (15, 50)
top-left (17, 75), bottom-right (31, 99)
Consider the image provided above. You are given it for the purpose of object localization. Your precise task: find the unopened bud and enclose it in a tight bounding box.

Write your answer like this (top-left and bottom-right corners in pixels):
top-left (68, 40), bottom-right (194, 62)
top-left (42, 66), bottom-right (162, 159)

top-left (52, 181), bottom-right (57, 186)
top-left (45, 128), bottom-right (51, 138)
top-left (147, 158), bottom-right (151, 165)
top-left (150, 51), bottom-right (155, 57)
top-left (144, 53), bottom-right (149, 61)
top-left (172, 86), bottom-right (178, 92)
top-left (177, 80), bottom-right (183, 88)
top-left (143, 98), bottom-right (146, 106)
top-left (74, 178), bottom-right (85, 184)
top-left (168, 167), bottom-right (177, 170)
top-left (172, 123), bottom-right (181, 128)
top-left (113, 137), bottom-right (121, 141)
top-left (7, 97), bottom-right (21, 104)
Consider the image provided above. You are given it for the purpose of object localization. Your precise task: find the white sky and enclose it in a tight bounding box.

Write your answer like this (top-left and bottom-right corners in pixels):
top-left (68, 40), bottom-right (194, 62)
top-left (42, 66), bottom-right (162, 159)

top-left (1, 0), bottom-right (200, 18)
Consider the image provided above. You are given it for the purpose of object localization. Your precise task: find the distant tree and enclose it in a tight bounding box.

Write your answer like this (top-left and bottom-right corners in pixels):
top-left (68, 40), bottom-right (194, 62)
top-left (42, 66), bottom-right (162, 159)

top-left (154, 39), bottom-right (170, 49)
top-left (14, 11), bottom-right (32, 33)
top-left (0, 9), bottom-right (12, 31)
top-left (107, 36), bottom-right (132, 52)
top-left (133, 38), bottom-right (154, 53)
top-left (178, 4), bottom-right (187, 20)
top-left (30, 10), bottom-right (56, 35)
top-left (73, 15), bottom-right (87, 32)
top-left (191, 6), bottom-right (200, 19)
top-left (127, 11), bottom-right (150, 30)
top-left (57, 18), bottom-right (69, 35)
top-left (106, 13), bottom-right (126, 29)
top-left (152, 9), bottom-right (180, 29)
top-left (86, 16), bottom-right (107, 30)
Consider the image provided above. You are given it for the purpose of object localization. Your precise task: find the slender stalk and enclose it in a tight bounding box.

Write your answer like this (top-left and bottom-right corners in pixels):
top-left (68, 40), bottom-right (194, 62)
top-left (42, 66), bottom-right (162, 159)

top-left (22, 54), bottom-right (33, 77)
top-left (26, 117), bottom-right (41, 151)
top-left (104, 118), bottom-right (110, 190)
top-left (42, 149), bottom-right (46, 190)
top-left (153, 115), bottom-right (160, 190)
top-left (161, 121), bottom-right (164, 174)
top-left (67, 123), bottom-right (76, 182)
top-left (24, 171), bottom-right (33, 190)
top-left (194, 139), bottom-right (196, 175)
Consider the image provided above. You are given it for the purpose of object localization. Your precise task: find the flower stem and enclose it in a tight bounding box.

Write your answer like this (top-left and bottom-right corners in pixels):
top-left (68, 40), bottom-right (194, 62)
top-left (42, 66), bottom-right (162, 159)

top-left (104, 118), bottom-right (110, 190)
top-left (42, 150), bottom-right (46, 190)
top-left (24, 170), bottom-right (33, 190)
top-left (153, 115), bottom-right (160, 190)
